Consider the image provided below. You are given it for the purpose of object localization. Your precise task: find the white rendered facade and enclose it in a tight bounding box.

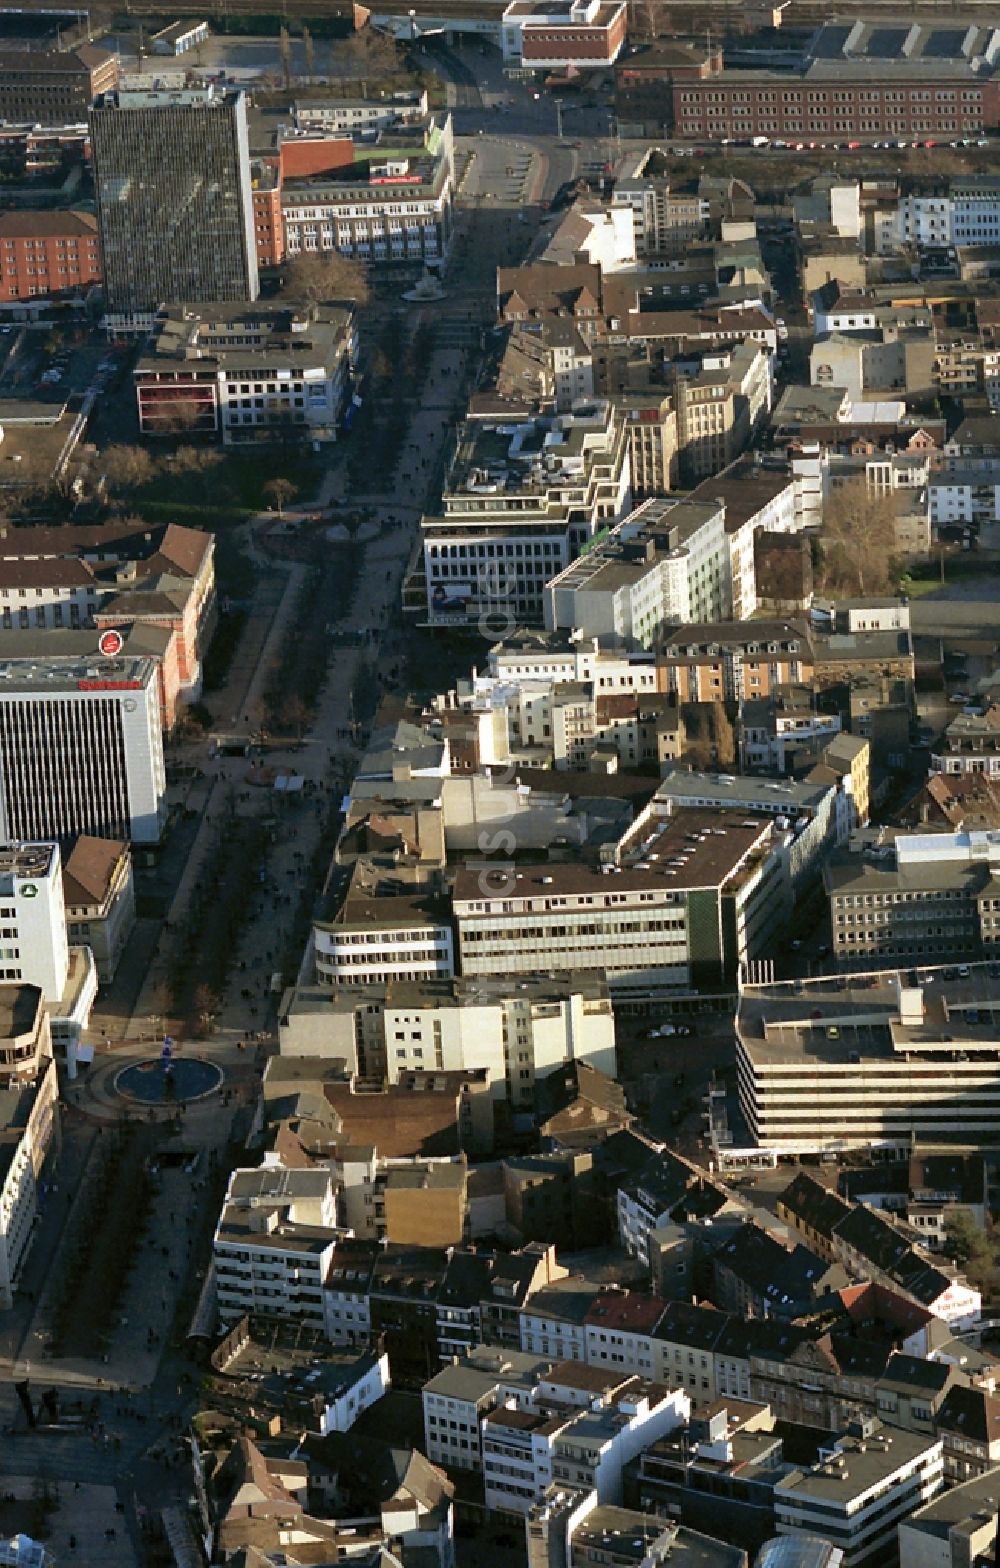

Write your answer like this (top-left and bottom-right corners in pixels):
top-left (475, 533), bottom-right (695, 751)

top-left (896, 178), bottom-right (1000, 249)
top-left (420, 402), bottom-right (631, 628)
top-left (774, 1430), bottom-right (944, 1568)
top-left (0, 1057), bottom-right (58, 1309)
top-left (379, 978), bottom-right (615, 1107)
top-left (213, 1167), bottom-right (341, 1330)
top-left (544, 496), bottom-right (730, 650)
top-left (0, 843), bottom-right (68, 999)
top-left (313, 913), bottom-right (455, 987)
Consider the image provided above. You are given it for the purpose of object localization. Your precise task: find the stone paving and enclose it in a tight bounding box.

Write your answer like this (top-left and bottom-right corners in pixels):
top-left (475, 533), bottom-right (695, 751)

top-left (0, 1477), bottom-right (138, 1567)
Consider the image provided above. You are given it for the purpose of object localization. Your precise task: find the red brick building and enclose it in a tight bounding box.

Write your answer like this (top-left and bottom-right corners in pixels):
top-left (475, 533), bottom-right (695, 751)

top-left (503, 0), bottom-right (627, 70)
top-left (0, 209), bottom-right (100, 301)
top-left (618, 20), bottom-right (1000, 143)
top-left (251, 135), bottom-right (358, 269)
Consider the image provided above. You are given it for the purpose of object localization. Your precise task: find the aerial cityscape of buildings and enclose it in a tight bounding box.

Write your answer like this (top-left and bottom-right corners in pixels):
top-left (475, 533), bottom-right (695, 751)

top-left (7, 5), bottom-right (1000, 1568)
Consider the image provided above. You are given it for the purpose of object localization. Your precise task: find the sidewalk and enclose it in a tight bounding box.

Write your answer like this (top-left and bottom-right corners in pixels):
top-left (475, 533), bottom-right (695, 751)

top-left (0, 1477), bottom-right (138, 1568)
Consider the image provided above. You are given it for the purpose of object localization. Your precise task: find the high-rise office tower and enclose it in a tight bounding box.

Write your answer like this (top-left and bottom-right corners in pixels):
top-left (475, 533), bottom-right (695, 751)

top-left (90, 86), bottom-right (259, 318)
top-left (0, 655), bottom-right (166, 845)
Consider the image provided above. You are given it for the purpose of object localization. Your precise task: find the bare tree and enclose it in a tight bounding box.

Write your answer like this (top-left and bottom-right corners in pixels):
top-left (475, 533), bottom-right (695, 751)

top-left (279, 24), bottom-right (291, 90)
top-left (303, 25), bottom-right (315, 76)
top-left (820, 479), bottom-right (899, 597)
top-left (172, 445), bottom-right (222, 475)
top-left (343, 25), bottom-right (400, 79)
top-left (282, 250), bottom-right (370, 307)
top-left (682, 701), bottom-right (734, 770)
top-left (100, 443), bottom-right (157, 493)
top-left (190, 983), bottom-right (220, 1038)
top-left (283, 693), bottom-right (311, 741)
top-left (156, 396), bottom-right (209, 437)
top-left (263, 476), bottom-right (298, 518)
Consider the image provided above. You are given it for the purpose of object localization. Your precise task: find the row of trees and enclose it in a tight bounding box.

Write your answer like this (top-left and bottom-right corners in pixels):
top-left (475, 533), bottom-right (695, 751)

top-left (49, 1127), bottom-right (154, 1357)
top-left (272, 21), bottom-right (402, 92)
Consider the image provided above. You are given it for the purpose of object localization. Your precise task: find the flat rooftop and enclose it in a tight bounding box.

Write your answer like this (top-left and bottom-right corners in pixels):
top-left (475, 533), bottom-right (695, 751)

top-left (454, 808), bottom-right (770, 903)
top-left (0, 844), bottom-right (57, 882)
top-left (0, 654), bottom-right (156, 693)
top-left (216, 1215), bottom-right (340, 1255)
top-left (375, 972), bottom-right (610, 1008)
top-left (138, 301), bottom-right (353, 372)
top-left (0, 984), bottom-right (43, 1042)
top-left (446, 403), bottom-right (616, 499)
top-left (776, 1423), bottom-right (939, 1506)
top-left (903, 1467), bottom-right (1000, 1539)
top-left (738, 965), bottom-right (1000, 1069)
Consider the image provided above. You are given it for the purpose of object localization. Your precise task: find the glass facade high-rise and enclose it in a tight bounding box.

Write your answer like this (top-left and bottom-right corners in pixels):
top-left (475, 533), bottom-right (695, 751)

top-left (90, 86), bottom-right (259, 317)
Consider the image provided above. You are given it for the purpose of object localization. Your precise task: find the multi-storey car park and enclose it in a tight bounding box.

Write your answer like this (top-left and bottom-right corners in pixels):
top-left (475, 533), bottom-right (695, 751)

top-left (733, 968), bottom-right (1000, 1165)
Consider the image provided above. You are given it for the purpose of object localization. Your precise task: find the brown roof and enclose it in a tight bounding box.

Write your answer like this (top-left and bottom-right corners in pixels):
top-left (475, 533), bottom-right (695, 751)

top-left (155, 522), bottom-right (213, 578)
top-left (0, 43), bottom-right (112, 74)
top-left (74, 43), bottom-right (118, 71)
top-left (323, 1081), bottom-right (464, 1159)
top-left (497, 262), bottom-right (604, 321)
top-left (62, 834), bottom-right (126, 907)
top-left (0, 210), bottom-right (97, 240)
top-left (0, 558), bottom-right (94, 590)
top-left (595, 693), bottom-right (638, 720)
top-left (0, 521), bottom-right (210, 579)
top-left (689, 455), bottom-right (795, 533)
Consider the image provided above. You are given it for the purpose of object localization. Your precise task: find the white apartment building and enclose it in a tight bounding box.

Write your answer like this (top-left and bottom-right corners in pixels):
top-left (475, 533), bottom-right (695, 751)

top-left (443, 664), bottom-right (676, 772)
top-left (0, 843), bottom-right (68, 1001)
top-left (213, 1166), bottom-right (342, 1330)
top-left (895, 177), bottom-right (1000, 249)
top-left (483, 1379), bottom-right (689, 1517)
top-left (309, 1351), bottom-right (391, 1435)
top-left (0, 559), bottom-right (99, 633)
top-left (417, 401), bottom-right (631, 628)
top-left (488, 637), bottom-right (658, 692)
top-left (774, 1423), bottom-right (944, 1568)
top-left (928, 464), bottom-right (1000, 537)
top-left (339, 974), bottom-right (616, 1108)
top-left (0, 1057), bottom-right (58, 1309)
top-left (422, 1348), bottom-right (553, 1474)
top-left (741, 693), bottom-right (842, 774)
top-left (0, 844), bottom-right (96, 1082)
top-left (544, 494), bottom-right (730, 650)
top-left (812, 290), bottom-right (878, 338)
top-left (792, 447), bottom-right (931, 531)
top-left (737, 970), bottom-right (1000, 1177)
top-left (323, 1240), bottom-right (377, 1346)
top-left (612, 151), bottom-right (711, 257)
top-left (519, 1291), bottom-right (593, 1364)
top-left (135, 301), bottom-right (357, 447)
top-left (0, 655), bottom-right (166, 844)
top-left (701, 458), bottom-right (798, 622)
